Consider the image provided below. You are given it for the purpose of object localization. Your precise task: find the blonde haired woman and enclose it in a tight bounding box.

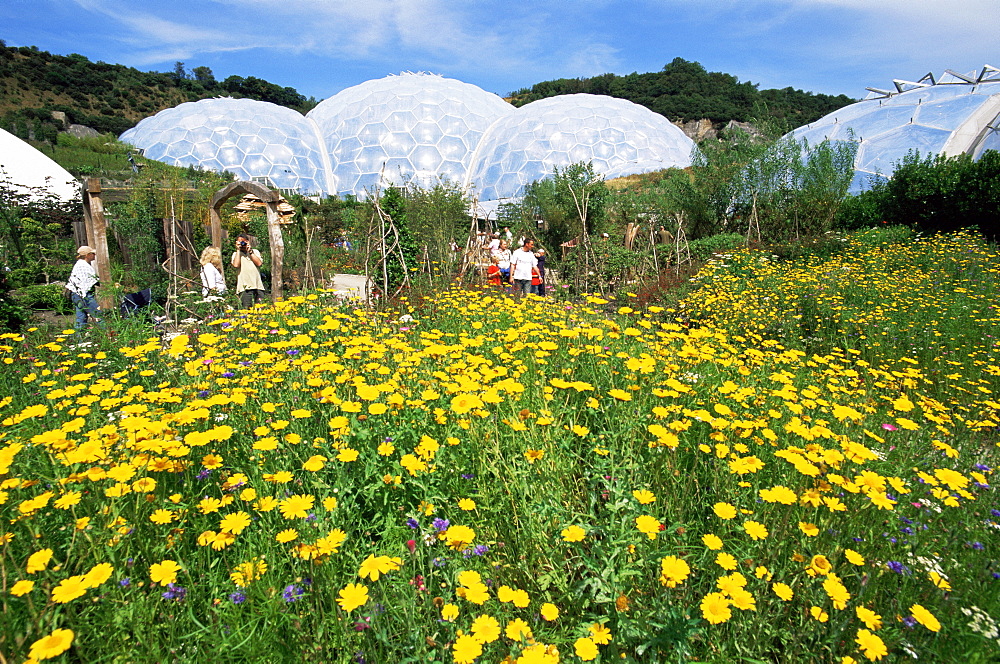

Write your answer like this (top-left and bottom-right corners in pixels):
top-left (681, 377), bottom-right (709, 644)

top-left (199, 246), bottom-right (227, 296)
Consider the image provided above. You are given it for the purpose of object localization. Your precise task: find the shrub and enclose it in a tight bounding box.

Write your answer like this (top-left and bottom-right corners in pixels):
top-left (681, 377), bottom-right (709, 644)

top-left (686, 233), bottom-right (745, 260)
top-left (13, 283), bottom-right (72, 314)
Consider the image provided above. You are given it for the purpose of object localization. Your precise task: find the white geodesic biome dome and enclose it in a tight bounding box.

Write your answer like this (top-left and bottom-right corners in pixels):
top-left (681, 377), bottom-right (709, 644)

top-left (120, 98), bottom-right (330, 194)
top-left (0, 127), bottom-right (78, 202)
top-left (307, 73), bottom-right (515, 195)
top-left (465, 94), bottom-right (697, 201)
top-left (788, 65), bottom-right (1000, 192)
top-left (121, 75), bottom-right (698, 200)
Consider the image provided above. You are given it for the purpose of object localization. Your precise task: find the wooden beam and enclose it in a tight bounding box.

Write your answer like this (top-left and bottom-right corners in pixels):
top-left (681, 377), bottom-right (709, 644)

top-left (266, 202), bottom-right (284, 301)
top-left (84, 178), bottom-right (114, 311)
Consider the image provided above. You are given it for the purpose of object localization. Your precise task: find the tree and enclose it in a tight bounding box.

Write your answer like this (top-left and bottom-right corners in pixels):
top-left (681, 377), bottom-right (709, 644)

top-left (171, 61), bottom-right (188, 83)
top-left (191, 66), bottom-right (215, 85)
top-left (376, 187), bottom-right (418, 294)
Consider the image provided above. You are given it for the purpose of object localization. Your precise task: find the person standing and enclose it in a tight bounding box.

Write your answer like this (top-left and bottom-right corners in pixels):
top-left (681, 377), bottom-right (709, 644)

top-left (199, 246), bottom-right (227, 297)
top-left (67, 245), bottom-right (102, 330)
top-left (534, 248), bottom-right (547, 296)
top-left (231, 234), bottom-right (266, 309)
top-left (492, 239), bottom-right (512, 282)
top-left (509, 238), bottom-right (538, 295)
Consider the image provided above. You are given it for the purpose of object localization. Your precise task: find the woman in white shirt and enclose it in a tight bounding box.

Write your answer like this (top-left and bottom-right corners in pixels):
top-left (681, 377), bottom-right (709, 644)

top-left (199, 246), bottom-right (227, 296)
top-left (492, 240), bottom-right (512, 281)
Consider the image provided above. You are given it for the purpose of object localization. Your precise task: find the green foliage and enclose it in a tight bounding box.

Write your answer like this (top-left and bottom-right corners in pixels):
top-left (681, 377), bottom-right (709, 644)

top-left (661, 131), bottom-right (857, 243)
top-left (378, 186), bottom-right (418, 293)
top-left (835, 151), bottom-right (1000, 240)
top-left (403, 180), bottom-right (470, 270)
top-left (0, 44), bottom-right (314, 140)
top-left (0, 273), bottom-right (30, 332)
top-left (0, 172), bottom-right (79, 293)
top-left (107, 183), bottom-right (167, 299)
top-left (294, 195), bottom-right (363, 246)
top-left (509, 57), bottom-right (855, 127)
top-left (505, 162), bottom-right (610, 250)
top-left (768, 232), bottom-right (849, 261)
top-left (686, 233), bottom-right (745, 261)
top-left (12, 283), bottom-right (73, 314)
top-left (849, 224), bottom-right (913, 248)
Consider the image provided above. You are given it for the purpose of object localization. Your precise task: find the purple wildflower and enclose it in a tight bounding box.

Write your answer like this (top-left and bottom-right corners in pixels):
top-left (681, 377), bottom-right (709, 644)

top-left (230, 591), bottom-right (247, 605)
top-left (406, 518), bottom-right (419, 529)
top-left (162, 583), bottom-right (187, 601)
top-left (283, 584), bottom-right (304, 602)
top-left (887, 561), bottom-right (911, 575)
top-left (432, 518), bottom-right (450, 532)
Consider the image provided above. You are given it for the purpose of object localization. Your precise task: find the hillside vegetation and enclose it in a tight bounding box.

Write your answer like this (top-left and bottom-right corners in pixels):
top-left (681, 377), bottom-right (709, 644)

top-left (0, 43), bottom-right (315, 140)
top-left (509, 57), bottom-right (855, 129)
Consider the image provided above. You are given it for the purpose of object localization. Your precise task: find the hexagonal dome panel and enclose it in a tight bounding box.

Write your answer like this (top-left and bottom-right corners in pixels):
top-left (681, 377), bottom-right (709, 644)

top-left (786, 68), bottom-right (1000, 192)
top-left (120, 98), bottom-right (330, 194)
top-left (308, 73), bottom-right (514, 196)
top-left (466, 94), bottom-right (697, 201)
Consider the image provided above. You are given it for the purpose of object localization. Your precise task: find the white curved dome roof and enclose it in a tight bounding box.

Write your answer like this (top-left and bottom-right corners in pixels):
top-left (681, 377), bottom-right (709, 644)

top-left (0, 128), bottom-right (78, 202)
top-left (121, 98), bottom-right (330, 194)
top-left (307, 73), bottom-right (514, 195)
top-left (120, 76), bottom-right (699, 200)
top-left (466, 94), bottom-right (696, 201)
top-left (788, 66), bottom-right (1000, 191)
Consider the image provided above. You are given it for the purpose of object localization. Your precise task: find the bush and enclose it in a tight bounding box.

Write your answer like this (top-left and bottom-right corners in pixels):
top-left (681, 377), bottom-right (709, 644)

top-left (835, 150), bottom-right (1000, 240)
top-left (13, 283), bottom-right (73, 314)
top-left (686, 233), bottom-right (745, 260)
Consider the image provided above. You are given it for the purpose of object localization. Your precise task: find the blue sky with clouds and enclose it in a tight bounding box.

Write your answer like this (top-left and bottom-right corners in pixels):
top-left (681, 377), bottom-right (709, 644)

top-left (4, 0), bottom-right (998, 102)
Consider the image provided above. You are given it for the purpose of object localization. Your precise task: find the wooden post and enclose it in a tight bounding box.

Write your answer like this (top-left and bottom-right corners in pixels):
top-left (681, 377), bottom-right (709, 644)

top-left (82, 178), bottom-right (113, 310)
top-left (265, 202), bottom-right (283, 301)
top-left (209, 205), bottom-right (223, 249)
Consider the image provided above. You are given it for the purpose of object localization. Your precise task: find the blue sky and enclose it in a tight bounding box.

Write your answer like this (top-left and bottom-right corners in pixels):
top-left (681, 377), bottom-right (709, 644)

top-left (4, 0), bottom-right (998, 102)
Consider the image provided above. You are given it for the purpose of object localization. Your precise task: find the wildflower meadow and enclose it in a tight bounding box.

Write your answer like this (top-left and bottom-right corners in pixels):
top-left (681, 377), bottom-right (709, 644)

top-left (2, 228), bottom-right (999, 663)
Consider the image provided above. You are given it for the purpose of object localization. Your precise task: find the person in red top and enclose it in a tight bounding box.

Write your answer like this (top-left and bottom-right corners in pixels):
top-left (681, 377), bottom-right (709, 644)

top-left (486, 255), bottom-right (502, 287)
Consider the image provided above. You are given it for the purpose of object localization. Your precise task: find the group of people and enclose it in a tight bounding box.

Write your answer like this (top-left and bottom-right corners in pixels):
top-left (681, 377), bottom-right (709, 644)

top-left (486, 237), bottom-right (547, 296)
top-left (67, 234), bottom-right (268, 331)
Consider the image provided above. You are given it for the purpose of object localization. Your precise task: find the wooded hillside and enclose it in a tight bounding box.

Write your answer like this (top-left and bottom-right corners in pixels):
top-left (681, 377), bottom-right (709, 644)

top-left (509, 57), bottom-right (855, 129)
top-left (0, 43), bottom-right (314, 141)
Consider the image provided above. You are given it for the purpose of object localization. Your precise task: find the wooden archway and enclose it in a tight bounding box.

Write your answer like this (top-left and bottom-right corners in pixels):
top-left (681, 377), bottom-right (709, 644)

top-left (209, 181), bottom-right (285, 301)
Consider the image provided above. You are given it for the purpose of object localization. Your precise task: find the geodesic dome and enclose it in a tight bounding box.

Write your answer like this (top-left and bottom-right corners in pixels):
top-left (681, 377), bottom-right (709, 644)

top-left (466, 94), bottom-right (696, 201)
top-left (121, 76), bottom-right (699, 200)
top-left (788, 66), bottom-right (1000, 191)
top-left (0, 127), bottom-right (78, 202)
top-left (120, 98), bottom-right (330, 194)
top-left (307, 73), bottom-right (515, 195)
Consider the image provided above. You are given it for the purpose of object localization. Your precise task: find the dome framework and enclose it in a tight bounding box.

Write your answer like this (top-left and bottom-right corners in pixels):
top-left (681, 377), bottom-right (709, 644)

top-left (788, 65), bottom-right (1000, 191)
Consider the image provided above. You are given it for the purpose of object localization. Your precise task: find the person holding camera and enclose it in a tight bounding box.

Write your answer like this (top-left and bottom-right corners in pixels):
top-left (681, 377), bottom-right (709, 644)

top-left (231, 234), bottom-right (265, 309)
